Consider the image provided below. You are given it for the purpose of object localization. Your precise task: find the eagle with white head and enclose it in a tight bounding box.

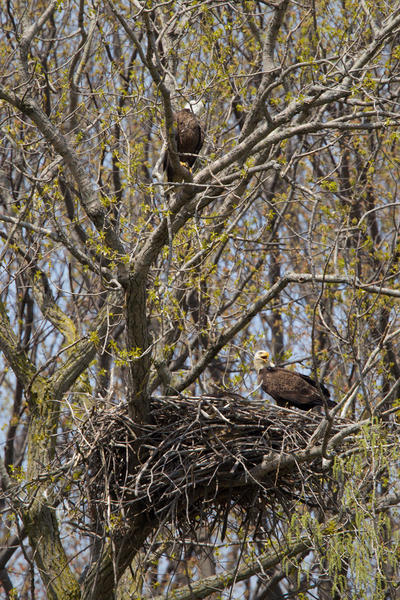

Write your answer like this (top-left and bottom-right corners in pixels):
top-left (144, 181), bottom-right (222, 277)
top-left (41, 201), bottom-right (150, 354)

top-left (253, 350), bottom-right (336, 410)
top-left (163, 100), bottom-right (205, 181)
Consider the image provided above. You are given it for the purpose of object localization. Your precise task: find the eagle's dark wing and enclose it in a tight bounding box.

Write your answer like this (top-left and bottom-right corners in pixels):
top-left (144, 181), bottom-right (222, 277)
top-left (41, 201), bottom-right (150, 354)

top-left (176, 109), bottom-right (204, 167)
top-left (192, 121), bottom-right (204, 161)
top-left (296, 372), bottom-right (331, 398)
top-left (261, 366), bottom-right (335, 409)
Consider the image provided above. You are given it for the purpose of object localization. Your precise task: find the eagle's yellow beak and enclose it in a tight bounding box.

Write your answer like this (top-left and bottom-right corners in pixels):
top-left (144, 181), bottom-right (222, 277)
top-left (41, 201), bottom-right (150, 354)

top-left (253, 350), bottom-right (270, 371)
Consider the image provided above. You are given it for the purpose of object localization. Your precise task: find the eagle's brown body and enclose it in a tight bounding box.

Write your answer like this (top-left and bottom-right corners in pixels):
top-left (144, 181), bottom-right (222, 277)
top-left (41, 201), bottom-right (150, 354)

top-left (163, 109), bottom-right (204, 181)
top-left (254, 351), bottom-right (336, 410)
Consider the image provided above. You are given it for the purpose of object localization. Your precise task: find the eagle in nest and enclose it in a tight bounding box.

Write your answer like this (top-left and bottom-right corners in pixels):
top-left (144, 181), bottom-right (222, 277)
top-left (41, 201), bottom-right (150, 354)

top-left (254, 350), bottom-right (336, 410)
top-left (163, 102), bottom-right (205, 181)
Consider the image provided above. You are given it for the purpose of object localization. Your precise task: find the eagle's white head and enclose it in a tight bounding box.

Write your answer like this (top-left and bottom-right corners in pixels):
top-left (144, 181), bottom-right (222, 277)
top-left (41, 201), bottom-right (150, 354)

top-left (184, 99), bottom-right (206, 116)
top-left (253, 350), bottom-right (275, 371)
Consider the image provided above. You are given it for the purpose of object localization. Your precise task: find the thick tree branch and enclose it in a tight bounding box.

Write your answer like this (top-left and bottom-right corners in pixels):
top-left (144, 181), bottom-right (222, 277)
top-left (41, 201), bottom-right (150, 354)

top-left (176, 270), bottom-right (400, 391)
top-left (51, 290), bottom-right (123, 399)
top-left (0, 301), bottom-right (37, 390)
top-left (240, 0), bottom-right (290, 140)
top-left (81, 516), bottom-right (153, 600)
top-left (0, 86), bottom-right (127, 281)
top-left (107, 1), bottom-right (185, 180)
top-left (151, 535), bottom-right (311, 600)
top-left (19, 1), bottom-right (59, 77)
top-left (195, 10), bottom-right (400, 185)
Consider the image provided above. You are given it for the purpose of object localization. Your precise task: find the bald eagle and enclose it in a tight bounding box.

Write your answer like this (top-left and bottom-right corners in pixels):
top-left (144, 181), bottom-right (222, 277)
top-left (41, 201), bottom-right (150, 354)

top-left (254, 350), bottom-right (336, 411)
top-left (163, 106), bottom-right (205, 181)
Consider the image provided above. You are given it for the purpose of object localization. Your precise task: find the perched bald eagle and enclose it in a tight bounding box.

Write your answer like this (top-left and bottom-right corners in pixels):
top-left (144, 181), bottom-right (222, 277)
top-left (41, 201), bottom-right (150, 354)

top-left (163, 105), bottom-right (205, 181)
top-left (253, 350), bottom-right (336, 410)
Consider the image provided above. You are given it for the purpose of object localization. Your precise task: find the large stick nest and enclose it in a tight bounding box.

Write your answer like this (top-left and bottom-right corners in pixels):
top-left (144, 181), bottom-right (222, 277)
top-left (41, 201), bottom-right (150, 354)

top-left (74, 396), bottom-right (348, 537)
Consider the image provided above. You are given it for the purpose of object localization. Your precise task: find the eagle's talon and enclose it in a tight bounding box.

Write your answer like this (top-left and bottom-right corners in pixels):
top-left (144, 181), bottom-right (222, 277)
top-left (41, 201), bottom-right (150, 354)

top-left (180, 161), bottom-right (192, 173)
